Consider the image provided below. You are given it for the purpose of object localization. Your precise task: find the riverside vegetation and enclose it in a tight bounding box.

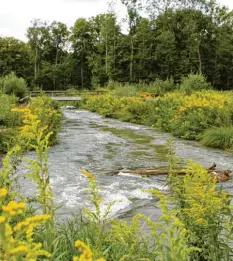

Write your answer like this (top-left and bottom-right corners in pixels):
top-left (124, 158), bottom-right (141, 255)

top-left (80, 74), bottom-right (233, 151)
top-left (0, 89), bottom-right (233, 260)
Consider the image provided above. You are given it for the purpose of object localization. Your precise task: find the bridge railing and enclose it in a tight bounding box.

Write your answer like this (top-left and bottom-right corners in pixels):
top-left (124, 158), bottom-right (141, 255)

top-left (29, 90), bottom-right (109, 97)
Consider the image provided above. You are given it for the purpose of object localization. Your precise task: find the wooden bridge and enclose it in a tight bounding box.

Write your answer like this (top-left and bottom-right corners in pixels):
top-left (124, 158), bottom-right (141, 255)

top-left (29, 90), bottom-right (108, 101)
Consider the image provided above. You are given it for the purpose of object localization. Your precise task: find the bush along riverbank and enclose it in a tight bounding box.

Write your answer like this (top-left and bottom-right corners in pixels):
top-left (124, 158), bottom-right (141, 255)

top-left (0, 93), bottom-right (62, 154)
top-left (1, 118), bottom-right (233, 261)
top-left (79, 74), bottom-right (233, 151)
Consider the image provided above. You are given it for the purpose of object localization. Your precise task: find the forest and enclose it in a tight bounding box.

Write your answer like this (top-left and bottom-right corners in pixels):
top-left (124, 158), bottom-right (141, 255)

top-left (1, 0), bottom-right (233, 90)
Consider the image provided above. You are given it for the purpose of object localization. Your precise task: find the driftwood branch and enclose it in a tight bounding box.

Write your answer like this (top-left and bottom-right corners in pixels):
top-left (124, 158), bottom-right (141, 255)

top-left (103, 163), bottom-right (231, 182)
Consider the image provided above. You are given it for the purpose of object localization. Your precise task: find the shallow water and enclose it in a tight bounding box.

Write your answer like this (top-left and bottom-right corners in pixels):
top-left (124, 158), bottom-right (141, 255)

top-left (19, 109), bottom-right (233, 220)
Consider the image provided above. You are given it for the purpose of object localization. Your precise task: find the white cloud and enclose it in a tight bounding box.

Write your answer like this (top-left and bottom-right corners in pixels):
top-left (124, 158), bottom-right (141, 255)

top-left (0, 0), bottom-right (127, 41)
top-left (0, 0), bottom-right (232, 41)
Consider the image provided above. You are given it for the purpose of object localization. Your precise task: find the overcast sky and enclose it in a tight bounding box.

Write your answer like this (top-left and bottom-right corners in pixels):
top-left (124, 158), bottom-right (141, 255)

top-left (0, 0), bottom-right (233, 42)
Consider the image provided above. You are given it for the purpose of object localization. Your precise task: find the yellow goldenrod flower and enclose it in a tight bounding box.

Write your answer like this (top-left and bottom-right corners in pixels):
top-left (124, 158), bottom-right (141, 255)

top-left (80, 169), bottom-right (95, 180)
top-left (9, 245), bottom-right (28, 254)
top-left (196, 218), bottom-right (205, 223)
top-left (0, 216), bottom-right (6, 223)
top-left (2, 201), bottom-right (25, 216)
top-left (73, 240), bottom-right (106, 261)
top-left (26, 214), bottom-right (51, 223)
top-left (0, 188), bottom-right (8, 198)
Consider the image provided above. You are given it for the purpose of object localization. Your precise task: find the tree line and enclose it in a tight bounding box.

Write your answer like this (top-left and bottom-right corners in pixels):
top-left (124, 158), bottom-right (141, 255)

top-left (1, 0), bottom-right (233, 90)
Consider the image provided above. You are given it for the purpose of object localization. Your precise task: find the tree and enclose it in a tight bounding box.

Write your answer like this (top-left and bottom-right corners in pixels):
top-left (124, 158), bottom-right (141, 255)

top-left (0, 37), bottom-right (33, 81)
top-left (27, 19), bottom-right (49, 80)
top-left (89, 13), bottom-right (121, 85)
top-left (71, 18), bottom-right (94, 88)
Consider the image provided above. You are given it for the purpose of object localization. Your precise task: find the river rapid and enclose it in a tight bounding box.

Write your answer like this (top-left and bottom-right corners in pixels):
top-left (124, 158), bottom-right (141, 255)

top-left (19, 109), bottom-right (233, 220)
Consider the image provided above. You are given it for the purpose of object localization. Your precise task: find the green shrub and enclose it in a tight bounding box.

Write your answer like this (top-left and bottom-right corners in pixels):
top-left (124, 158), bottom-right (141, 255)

top-left (201, 127), bottom-right (233, 150)
top-left (140, 78), bottom-right (175, 95)
top-left (0, 72), bottom-right (28, 98)
top-left (125, 100), bottom-right (156, 124)
top-left (106, 80), bottom-right (122, 90)
top-left (172, 162), bottom-right (233, 261)
top-left (180, 74), bottom-right (210, 95)
top-left (113, 84), bottom-right (139, 97)
top-left (29, 96), bottom-right (62, 144)
top-left (152, 98), bottom-right (180, 132)
top-left (0, 128), bottom-right (18, 153)
top-left (0, 94), bottom-right (20, 128)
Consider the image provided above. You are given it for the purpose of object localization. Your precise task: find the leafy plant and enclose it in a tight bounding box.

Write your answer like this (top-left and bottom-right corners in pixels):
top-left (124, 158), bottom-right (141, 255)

top-left (172, 162), bottom-right (233, 261)
top-left (201, 127), bottom-right (233, 150)
top-left (179, 74), bottom-right (210, 95)
top-left (0, 72), bottom-right (28, 99)
top-left (0, 188), bottom-right (51, 261)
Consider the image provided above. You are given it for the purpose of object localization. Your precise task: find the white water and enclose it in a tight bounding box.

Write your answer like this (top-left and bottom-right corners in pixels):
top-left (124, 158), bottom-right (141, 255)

top-left (19, 109), bottom-right (233, 219)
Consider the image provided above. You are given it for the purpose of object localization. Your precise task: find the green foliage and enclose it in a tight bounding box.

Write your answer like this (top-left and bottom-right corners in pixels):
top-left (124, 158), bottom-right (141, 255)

top-left (0, 94), bottom-right (20, 127)
top-left (0, 94), bottom-right (21, 153)
top-left (0, 129), bottom-right (19, 154)
top-left (201, 127), bottom-right (233, 150)
top-left (0, 37), bottom-right (32, 81)
top-left (2, 3), bottom-right (233, 90)
top-left (140, 78), bottom-right (175, 95)
top-left (82, 89), bottom-right (233, 147)
top-left (171, 162), bottom-right (233, 261)
top-left (170, 106), bottom-right (219, 140)
top-left (180, 74), bottom-right (210, 95)
top-left (112, 83), bottom-right (139, 97)
top-left (29, 96), bottom-right (62, 144)
top-left (0, 72), bottom-right (28, 98)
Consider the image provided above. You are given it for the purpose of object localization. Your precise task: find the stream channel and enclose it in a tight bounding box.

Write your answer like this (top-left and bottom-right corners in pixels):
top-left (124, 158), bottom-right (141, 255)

top-left (19, 109), bottom-right (233, 220)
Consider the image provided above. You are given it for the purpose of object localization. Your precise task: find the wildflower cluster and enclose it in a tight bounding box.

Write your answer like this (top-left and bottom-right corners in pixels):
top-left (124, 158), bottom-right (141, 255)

top-left (11, 107), bottom-right (43, 141)
top-left (173, 162), bottom-right (233, 260)
top-left (159, 90), bottom-right (232, 112)
top-left (73, 240), bottom-right (105, 261)
top-left (12, 101), bottom-right (55, 218)
top-left (0, 188), bottom-right (51, 261)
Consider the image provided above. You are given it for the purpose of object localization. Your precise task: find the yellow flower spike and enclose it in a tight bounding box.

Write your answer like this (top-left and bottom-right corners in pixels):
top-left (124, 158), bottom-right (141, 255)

top-left (26, 214), bottom-right (51, 223)
top-left (0, 216), bottom-right (6, 223)
top-left (196, 218), bottom-right (205, 223)
top-left (208, 186), bottom-right (215, 193)
top-left (2, 201), bottom-right (25, 215)
top-left (9, 245), bottom-right (28, 254)
top-left (26, 223), bottom-right (36, 241)
top-left (5, 223), bottom-right (13, 237)
top-left (80, 169), bottom-right (95, 180)
top-left (73, 240), bottom-right (106, 261)
top-left (0, 188), bottom-right (8, 198)
top-left (14, 220), bottom-right (29, 231)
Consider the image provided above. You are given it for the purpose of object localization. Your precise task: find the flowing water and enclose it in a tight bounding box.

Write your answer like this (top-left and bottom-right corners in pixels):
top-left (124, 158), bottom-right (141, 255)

top-left (19, 109), bottom-right (233, 220)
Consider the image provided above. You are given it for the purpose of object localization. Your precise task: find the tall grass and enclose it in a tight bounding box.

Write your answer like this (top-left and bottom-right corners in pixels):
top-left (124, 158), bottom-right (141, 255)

top-left (201, 127), bottom-right (233, 150)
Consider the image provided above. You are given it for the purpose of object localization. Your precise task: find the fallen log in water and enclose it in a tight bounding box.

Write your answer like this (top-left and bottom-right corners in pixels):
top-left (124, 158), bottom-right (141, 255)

top-left (103, 163), bottom-right (231, 183)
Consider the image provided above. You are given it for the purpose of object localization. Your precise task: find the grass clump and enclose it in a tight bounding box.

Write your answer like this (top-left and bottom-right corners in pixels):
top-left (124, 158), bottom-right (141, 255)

top-left (201, 127), bottom-right (233, 150)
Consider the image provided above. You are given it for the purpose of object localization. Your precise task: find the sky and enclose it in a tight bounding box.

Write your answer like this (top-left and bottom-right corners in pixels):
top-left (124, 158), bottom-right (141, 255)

top-left (0, 0), bottom-right (233, 42)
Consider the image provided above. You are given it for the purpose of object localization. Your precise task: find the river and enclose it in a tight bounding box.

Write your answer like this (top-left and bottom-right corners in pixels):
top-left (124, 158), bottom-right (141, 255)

top-left (19, 109), bottom-right (233, 220)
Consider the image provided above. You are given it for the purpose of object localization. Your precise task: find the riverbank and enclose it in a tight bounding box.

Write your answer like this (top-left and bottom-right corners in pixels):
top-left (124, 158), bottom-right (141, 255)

top-left (0, 93), bottom-right (62, 154)
top-left (79, 88), bottom-right (233, 151)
